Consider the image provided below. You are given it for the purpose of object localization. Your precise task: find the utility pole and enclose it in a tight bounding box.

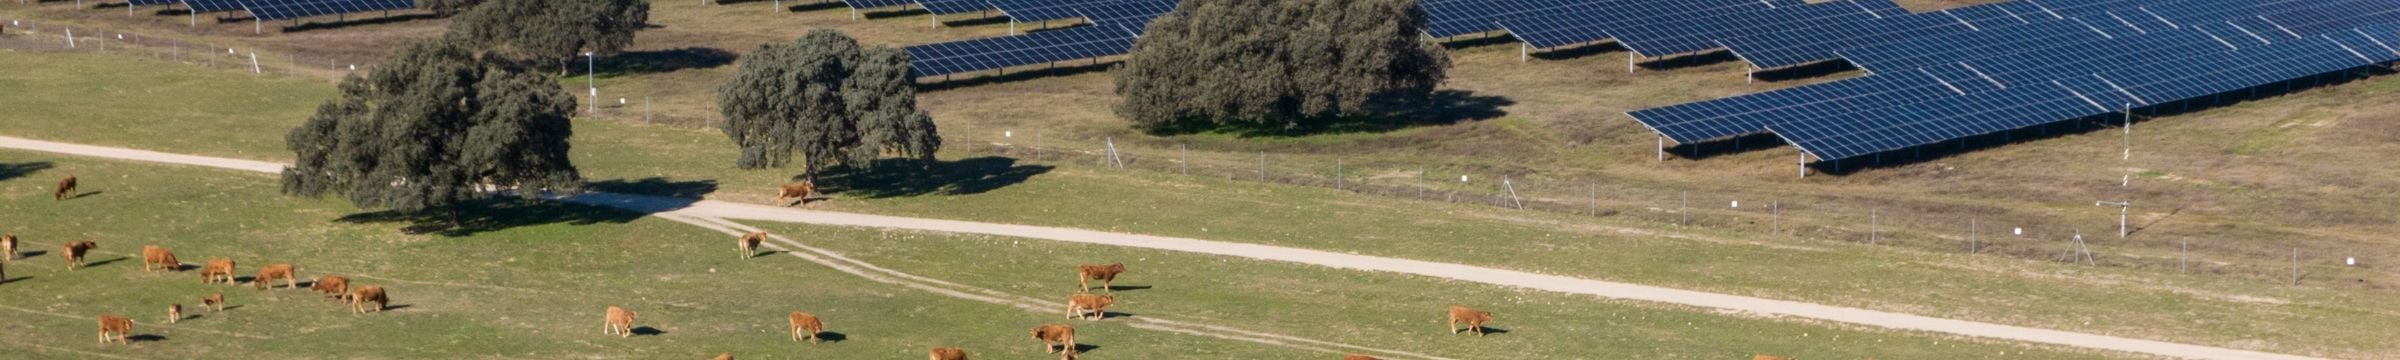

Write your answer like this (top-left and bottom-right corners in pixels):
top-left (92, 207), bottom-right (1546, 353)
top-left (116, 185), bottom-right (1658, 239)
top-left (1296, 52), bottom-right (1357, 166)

top-left (585, 52), bottom-right (598, 115)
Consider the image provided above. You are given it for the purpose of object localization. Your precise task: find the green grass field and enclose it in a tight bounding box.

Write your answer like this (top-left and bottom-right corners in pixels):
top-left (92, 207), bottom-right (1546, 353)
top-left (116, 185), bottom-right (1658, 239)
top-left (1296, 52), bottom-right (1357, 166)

top-left (0, 150), bottom-right (1331, 359)
top-left (2, 49), bottom-right (2397, 358)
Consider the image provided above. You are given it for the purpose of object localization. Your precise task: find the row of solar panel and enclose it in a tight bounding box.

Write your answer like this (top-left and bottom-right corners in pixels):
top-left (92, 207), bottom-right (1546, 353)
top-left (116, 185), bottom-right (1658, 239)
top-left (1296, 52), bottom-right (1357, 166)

top-left (905, 24), bottom-right (1136, 77)
top-left (1631, 1), bottom-right (2400, 161)
top-left (1631, 0), bottom-right (2400, 145)
top-left (844, 0), bottom-right (1165, 20)
top-left (164, 0), bottom-right (413, 20)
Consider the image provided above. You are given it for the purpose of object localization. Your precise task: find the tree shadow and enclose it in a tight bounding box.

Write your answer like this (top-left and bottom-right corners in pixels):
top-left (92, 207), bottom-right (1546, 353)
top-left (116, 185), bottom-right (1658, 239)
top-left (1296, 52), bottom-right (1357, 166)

top-left (279, 13), bottom-right (441, 33)
top-left (0, 162), bottom-right (54, 182)
top-left (813, 331), bottom-right (847, 342)
top-left (1142, 90), bottom-right (1513, 137)
top-left (587, 178), bottom-right (719, 199)
top-left (597, 47), bottom-right (738, 76)
top-left (128, 334), bottom-right (168, 342)
top-left (817, 157), bottom-right (1051, 198)
top-left (333, 199), bottom-right (647, 237)
top-left (631, 326), bottom-right (666, 336)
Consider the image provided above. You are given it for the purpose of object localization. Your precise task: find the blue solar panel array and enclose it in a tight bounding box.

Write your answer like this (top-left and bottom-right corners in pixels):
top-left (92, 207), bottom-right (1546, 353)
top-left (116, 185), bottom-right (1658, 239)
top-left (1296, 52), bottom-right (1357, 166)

top-left (991, 0), bottom-right (1095, 22)
top-left (129, 0), bottom-right (180, 6)
top-left (906, 25), bottom-right (1136, 77)
top-left (1614, 1), bottom-right (1881, 57)
top-left (1496, 0), bottom-right (1779, 50)
top-left (840, 0), bottom-right (914, 10)
top-left (1632, 0), bottom-right (2400, 162)
top-left (249, 0), bottom-right (412, 21)
top-left (182, 0), bottom-right (248, 13)
top-left (916, 0), bottom-right (991, 15)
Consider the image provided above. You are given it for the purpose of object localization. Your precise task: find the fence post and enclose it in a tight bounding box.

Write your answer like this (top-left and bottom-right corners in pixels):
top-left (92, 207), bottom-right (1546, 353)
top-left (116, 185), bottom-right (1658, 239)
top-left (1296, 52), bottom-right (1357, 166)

top-left (1179, 144), bottom-right (1187, 175)
top-left (1335, 159), bottom-right (1342, 191)
top-left (2291, 248), bottom-right (2299, 286)
top-left (1680, 191), bottom-right (1688, 226)
top-left (1772, 201), bottom-right (1780, 236)
top-left (1970, 219), bottom-right (1978, 253)
top-left (1870, 210), bottom-right (1879, 245)
top-left (1257, 153), bottom-right (1265, 181)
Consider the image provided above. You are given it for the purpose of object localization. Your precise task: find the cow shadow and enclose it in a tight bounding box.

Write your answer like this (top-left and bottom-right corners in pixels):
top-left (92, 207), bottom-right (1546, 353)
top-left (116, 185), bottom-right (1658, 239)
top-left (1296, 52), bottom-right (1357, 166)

top-left (128, 334), bottom-right (168, 342)
top-left (19, 250), bottom-right (48, 259)
top-left (812, 331), bottom-right (847, 342)
top-left (220, 304), bottom-right (246, 311)
top-left (586, 178), bottom-right (718, 199)
top-left (1460, 326), bottom-right (1510, 335)
top-left (68, 190), bottom-right (104, 200)
top-left (1101, 285), bottom-right (1151, 292)
top-left (816, 157), bottom-right (1051, 199)
top-left (0, 276), bottom-right (28, 285)
top-left (176, 314), bottom-right (202, 322)
top-left (232, 275), bottom-right (255, 283)
top-left (748, 250), bottom-right (788, 258)
top-left (1095, 311), bottom-right (1132, 319)
top-left (380, 304), bottom-right (413, 312)
top-left (1072, 343), bottom-right (1101, 354)
top-left (173, 264), bottom-right (198, 271)
top-left (335, 198), bottom-right (648, 237)
top-left (81, 256), bottom-right (129, 268)
top-left (631, 327), bottom-right (666, 336)
top-left (0, 161), bottom-right (52, 182)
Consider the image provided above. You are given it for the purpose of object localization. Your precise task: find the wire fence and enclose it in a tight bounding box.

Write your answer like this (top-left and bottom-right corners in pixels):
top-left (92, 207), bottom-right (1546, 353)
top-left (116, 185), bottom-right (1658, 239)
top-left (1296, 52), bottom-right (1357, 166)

top-left (3, 15), bottom-right (2384, 291)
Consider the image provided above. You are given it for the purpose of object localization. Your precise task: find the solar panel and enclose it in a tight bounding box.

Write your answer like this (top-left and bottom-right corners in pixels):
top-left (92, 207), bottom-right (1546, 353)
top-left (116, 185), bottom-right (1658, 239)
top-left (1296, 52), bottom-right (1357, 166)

top-left (1495, 0), bottom-right (1775, 50)
top-left (906, 25), bottom-right (1135, 77)
top-left (839, 0), bottom-right (913, 10)
top-left (916, 0), bottom-right (992, 15)
top-left (129, 0), bottom-right (180, 6)
top-left (1611, 0), bottom-right (1879, 57)
top-left (182, 0), bottom-right (249, 14)
top-left (1074, 0), bottom-right (1172, 25)
top-left (1426, 0), bottom-right (1574, 39)
top-left (1837, 18), bottom-right (2123, 74)
top-left (249, 0), bottom-right (413, 21)
top-left (1719, 10), bottom-right (1971, 69)
top-left (992, 0), bottom-right (1093, 22)
top-left (1632, 71), bottom-right (1957, 144)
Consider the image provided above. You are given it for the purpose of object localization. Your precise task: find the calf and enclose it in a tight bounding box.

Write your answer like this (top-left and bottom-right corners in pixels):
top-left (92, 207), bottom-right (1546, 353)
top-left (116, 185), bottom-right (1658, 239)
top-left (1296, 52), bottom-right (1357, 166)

top-left (1065, 294), bottom-right (1114, 321)
top-left (199, 258), bottom-right (236, 284)
top-left (1446, 305), bottom-right (1493, 336)
top-left (141, 245), bottom-right (181, 273)
top-left (604, 306), bottom-right (636, 338)
top-left (54, 175), bottom-right (76, 201)
top-left (778, 181), bottom-right (816, 206)
top-left (2, 233), bottom-right (16, 260)
top-left (1076, 263), bottom-right (1126, 293)
top-left (97, 314), bottom-right (133, 344)
top-left (310, 275), bottom-right (351, 301)
top-left (1031, 324), bottom-right (1076, 358)
top-left (350, 286), bottom-right (388, 314)
top-left (788, 311), bottom-right (824, 343)
top-left (1751, 355), bottom-right (1792, 360)
top-left (167, 304), bottom-right (183, 324)
top-left (201, 293), bottom-right (225, 312)
top-left (1342, 355), bottom-right (1381, 360)
top-left (62, 241), bottom-right (96, 270)
top-left (253, 263), bottom-right (296, 290)
top-left (927, 347), bottom-right (968, 360)
top-left (739, 232), bottom-right (766, 259)
top-left (712, 354), bottom-right (733, 360)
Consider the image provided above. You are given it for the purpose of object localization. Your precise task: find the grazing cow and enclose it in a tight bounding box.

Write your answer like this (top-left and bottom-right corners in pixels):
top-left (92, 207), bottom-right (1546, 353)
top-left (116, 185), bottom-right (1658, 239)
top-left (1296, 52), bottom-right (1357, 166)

top-left (788, 311), bottom-right (824, 343)
top-left (928, 347), bottom-right (968, 360)
top-left (62, 241), bottom-right (96, 270)
top-left (141, 245), bottom-right (181, 273)
top-left (202, 293), bottom-right (225, 312)
top-left (778, 181), bottom-right (816, 206)
top-left (350, 286), bottom-right (389, 314)
top-left (253, 263), bottom-right (296, 290)
top-left (604, 306), bottom-right (636, 338)
top-left (97, 314), bottom-right (132, 344)
top-left (167, 304), bottom-right (183, 324)
top-left (200, 258), bottom-right (236, 284)
top-left (1343, 355), bottom-right (1381, 360)
top-left (739, 232), bottom-right (766, 259)
top-left (1031, 324), bottom-right (1076, 358)
top-left (1064, 294), bottom-right (1114, 321)
top-left (712, 354), bottom-right (733, 360)
top-left (310, 275), bottom-right (351, 300)
top-left (1752, 355), bottom-right (1791, 360)
top-left (1446, 305), bottom-right (1493, 336)
top-left (1076, 263), bottom-right (1126, 293)
top-left (2, 233), bottom-right (16, 261)
top-left (55, 175), bottom-right (76, 201)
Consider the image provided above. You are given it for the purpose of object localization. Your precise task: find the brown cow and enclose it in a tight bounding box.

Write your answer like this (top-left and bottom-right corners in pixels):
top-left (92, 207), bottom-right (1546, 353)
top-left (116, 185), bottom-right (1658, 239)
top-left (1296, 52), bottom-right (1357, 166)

top-left (788, 311), bottom-right (824, 343)
top-left (778, 181), bottom-right (816, 206)
top-left (1076, 263), bottom-right (1125, 293)
top-left (167, 304), bottom-right (183, 324)
top-left (2, 233), bottom-right (16, 261)
top-left (201, 293), bottom-right (225, 313)
top-left (311, 275), bottom-right (351, 301)
top-left (97, 314), bottom-right (132, 344)
top-left (253, 263), bottom-right (296, 290)
top-left (55, 175), bottom-right (77, 201)
top-left (1065, 294), bottom-right (1114, 321)
top-left (712, 354), bottom-right (733, 360)
top-left (1031, 324), bottom-right (1076, 359)
top-left (927, 347), bottom-right (968, 360)
top-left (739, 232), bottom-right (766, 259)
top-left (141, 245), bottom-right (181, 273)
top-left (200, 258), bottom-right (236, 284)
top-left (1446, 305), bottom-right (1493, 336)
top-left (604, 306), bottom-right (636, 338)
top-left (1751, 355), bottom-right (1792, 360)
top-left (62, 241), bottom-right (95, 270)
top-left (1342, 355), bottom-right (1381, 360)
top-left (350, 286), bottom-right (388, 314)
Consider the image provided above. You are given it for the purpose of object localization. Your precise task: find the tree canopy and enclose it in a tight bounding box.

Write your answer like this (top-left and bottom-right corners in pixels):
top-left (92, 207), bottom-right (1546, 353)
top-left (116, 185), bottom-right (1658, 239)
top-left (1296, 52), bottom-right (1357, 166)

top-left (446, 0), bottom-right (649, 72)
top-left (281, 39), bottom-right (583, 221)
top-left (718, 29), bottom-right (940, 181)
top-left (1114, 0), bottom-right (1449, 132)
top-left (420, 0), bottom-right (485, 17)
